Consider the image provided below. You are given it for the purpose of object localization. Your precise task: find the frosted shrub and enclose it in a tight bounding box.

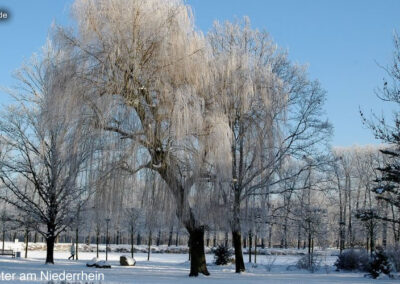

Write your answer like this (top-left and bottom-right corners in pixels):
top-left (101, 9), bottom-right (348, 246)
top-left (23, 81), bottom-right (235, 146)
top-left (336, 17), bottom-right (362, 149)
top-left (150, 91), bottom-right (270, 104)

top-left (335, 249), bottom-right (370, 271)
top-left (296, 254), bottom-right (321, 272)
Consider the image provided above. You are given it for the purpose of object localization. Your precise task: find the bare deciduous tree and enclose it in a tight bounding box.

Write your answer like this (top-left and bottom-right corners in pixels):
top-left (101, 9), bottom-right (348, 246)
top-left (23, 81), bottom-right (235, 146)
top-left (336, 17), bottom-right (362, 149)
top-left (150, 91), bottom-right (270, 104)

top-left (208, 18), bottom-right (332, 273)
top-left (0, 45), bottom-right (96, 264)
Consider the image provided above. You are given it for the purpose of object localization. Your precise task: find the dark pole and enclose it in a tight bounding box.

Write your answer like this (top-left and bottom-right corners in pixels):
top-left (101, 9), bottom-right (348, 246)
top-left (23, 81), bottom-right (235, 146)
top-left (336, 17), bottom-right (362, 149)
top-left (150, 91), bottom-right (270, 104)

top-left (106, 218), bottom-right (110, 261)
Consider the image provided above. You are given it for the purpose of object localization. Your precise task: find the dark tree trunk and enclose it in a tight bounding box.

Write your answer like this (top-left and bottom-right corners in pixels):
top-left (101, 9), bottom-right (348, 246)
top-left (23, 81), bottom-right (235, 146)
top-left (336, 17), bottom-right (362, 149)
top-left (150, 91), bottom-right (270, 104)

top-left (156, 230), bottom-right (161, 246)
top-left (75, 227), bottom-right (79, 260)
top-left (96, 231), bottom-right (99, 258)
top-left (157, 166), bottom-right (209, 277)
top-left (254, 234), bottom-right (257, 264)
top-left (188, 227), bottom-right (209, 277)
top-left (248, 231), bottom-right (252, 263)
top-left (24, 229), bottom-right (29, 258)
top-left (147, 231), bottom-right (152, 261)
top-left (232, 230), bottom-right (245, 273)
top-left (231, 189), bottom-right (245, 272)
top-left (45, 236), bottom-right (55, 264)
top-left (213, 232), bottom-right (216, 247)
top-left (131, 226), bottom-right (134, 258)
top-left (297, 223), bottom-right (301, 249)
top-left (168, 227), bottom-right (173, 247)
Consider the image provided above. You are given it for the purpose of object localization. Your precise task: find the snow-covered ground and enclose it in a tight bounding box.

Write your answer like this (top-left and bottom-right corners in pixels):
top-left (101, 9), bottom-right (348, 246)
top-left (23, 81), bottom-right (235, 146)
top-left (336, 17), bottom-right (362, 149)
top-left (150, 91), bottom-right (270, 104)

top-left (0, 244), bottom-right (398, 283)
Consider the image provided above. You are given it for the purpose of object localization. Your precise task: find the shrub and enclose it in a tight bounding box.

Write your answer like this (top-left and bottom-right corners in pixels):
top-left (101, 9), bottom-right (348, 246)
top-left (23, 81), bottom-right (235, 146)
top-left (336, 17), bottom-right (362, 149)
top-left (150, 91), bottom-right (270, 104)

top-left (335, 249), bottom-right (370, 271)
top-left (296, 254), bottom-right (321, 272)
top-left (213, 245), bottom-right (233, 265)
top-left (366, 247), bottom-right (392, 279)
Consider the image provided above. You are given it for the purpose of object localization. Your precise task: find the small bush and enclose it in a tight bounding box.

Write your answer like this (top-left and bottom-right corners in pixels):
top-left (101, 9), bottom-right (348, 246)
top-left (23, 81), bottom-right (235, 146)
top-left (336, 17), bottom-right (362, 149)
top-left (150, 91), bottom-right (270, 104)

top-left (213, 245), bottom-right (233, 265)
top-left (296, 254), bottom-right (321, 272)
top-left (366, 247), bottom-right (392, 279)
top-left (335, 249), bottom-right (370, 271)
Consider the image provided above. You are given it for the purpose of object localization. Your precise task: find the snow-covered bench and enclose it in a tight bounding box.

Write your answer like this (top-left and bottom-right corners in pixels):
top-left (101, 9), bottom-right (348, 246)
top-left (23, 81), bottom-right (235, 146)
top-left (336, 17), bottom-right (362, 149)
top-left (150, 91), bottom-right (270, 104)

top-left (0, 250), bottom-right (15, 257)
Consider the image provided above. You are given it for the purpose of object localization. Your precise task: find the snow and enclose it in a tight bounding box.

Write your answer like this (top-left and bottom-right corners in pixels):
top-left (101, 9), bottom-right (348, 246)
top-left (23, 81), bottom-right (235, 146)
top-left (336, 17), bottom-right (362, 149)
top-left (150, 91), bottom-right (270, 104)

top-left (0, 245), bottom-right (398, 283)
top-left (86, 257), bottom-right (98, 267)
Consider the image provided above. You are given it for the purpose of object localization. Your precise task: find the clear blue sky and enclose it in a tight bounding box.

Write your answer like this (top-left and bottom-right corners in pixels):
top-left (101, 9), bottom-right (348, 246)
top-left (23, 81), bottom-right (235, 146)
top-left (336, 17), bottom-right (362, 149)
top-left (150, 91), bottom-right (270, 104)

top-left (0, 0), bottom-right (399, 146)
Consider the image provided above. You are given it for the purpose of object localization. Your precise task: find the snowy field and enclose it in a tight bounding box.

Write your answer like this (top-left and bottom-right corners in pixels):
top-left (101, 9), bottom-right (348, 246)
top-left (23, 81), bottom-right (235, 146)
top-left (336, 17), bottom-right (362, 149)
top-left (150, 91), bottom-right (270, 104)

top-left (0, 246), bottom-right (398, 283)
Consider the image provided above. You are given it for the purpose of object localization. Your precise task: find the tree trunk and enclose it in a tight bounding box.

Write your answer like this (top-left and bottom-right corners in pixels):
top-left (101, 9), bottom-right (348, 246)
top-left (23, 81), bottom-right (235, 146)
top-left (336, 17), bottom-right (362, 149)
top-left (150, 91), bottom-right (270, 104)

top-left (157, 167), bottom-right (209, 277)
top-left (131, 226), bottom-right (134, 258)
top-left (75, 227), bottom-right (79, 260)
top-left (232, 230), bottom-right (245, 273)
top-left (254, 234), bottom-right (257, 264)
top-left (156, 230), bottom-right (161, 246)
top-left (168, 227), bottom-right (173, 247)
top-left (24, 229), bottom-right (29, 258)
top-left (213, 232), bottom-right (216, 247)
top-left (248, 231), bottom-right (252, 263)
top-left (96, 231), bottom-right (99, 258)
top-left (2, 229), bottom-right (5, 252)
top-left (231, 189), bottom-right (245, 273)
top-left (188, 227), bottom-right (209, 277)
top-left (268, 225), bottom-right (273, 248)
top-left (45, 236), bottom-right (55, 264)
top-left (369, 224), bottom-right (375, 256)
top-left (147, 231), bottom-right (152, 261)
top-left (283, 223), bottom-right (288, 249)
top-left (383, 221), bottom-right (387, 248)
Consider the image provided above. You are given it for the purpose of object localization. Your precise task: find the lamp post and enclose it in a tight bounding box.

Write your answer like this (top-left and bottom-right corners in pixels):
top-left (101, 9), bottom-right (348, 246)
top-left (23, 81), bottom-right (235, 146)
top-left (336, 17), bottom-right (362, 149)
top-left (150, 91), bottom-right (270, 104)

top-left (105, 218), bottom-right (111, 261)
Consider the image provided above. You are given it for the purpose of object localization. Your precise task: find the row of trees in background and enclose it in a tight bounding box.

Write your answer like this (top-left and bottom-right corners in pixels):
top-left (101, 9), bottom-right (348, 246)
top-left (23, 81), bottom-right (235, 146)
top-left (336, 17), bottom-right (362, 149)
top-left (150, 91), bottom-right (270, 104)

top-left (0, 143), bottom-right (398, 260)
top-left (0, 0), bottom-right (399, 278)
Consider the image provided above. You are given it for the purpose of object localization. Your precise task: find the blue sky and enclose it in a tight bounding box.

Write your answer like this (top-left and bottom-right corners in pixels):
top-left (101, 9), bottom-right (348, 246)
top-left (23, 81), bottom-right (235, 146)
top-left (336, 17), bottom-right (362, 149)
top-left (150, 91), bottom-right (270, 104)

top-left (0, 0), bottom-right (399, 146)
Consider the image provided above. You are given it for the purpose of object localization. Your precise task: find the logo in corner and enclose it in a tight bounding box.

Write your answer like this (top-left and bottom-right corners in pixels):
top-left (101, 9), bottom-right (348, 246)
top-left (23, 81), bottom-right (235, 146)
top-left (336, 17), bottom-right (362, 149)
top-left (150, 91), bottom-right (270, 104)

top-left (0, 8), bottom-right (10, 21)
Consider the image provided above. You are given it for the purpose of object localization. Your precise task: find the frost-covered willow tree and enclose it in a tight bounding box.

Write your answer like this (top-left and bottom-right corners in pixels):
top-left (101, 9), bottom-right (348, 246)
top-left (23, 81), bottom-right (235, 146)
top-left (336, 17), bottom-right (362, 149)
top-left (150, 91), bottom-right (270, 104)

top-left (0, 45), bottom-right (96, 264)
top-left (208, 19), bottom-right (332, 273)
top-left (56, 0), bottom-right (231, 276)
